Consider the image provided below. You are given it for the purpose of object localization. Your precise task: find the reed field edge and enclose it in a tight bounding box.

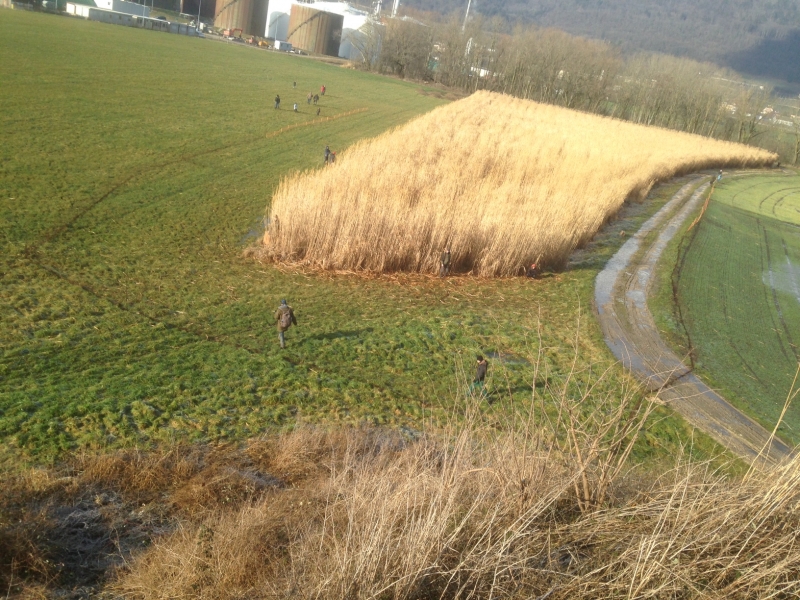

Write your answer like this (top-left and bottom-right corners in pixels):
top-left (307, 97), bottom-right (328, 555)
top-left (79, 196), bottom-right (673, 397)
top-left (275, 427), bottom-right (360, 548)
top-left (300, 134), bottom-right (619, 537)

top-left (264, 91), bottom-right (776, 276)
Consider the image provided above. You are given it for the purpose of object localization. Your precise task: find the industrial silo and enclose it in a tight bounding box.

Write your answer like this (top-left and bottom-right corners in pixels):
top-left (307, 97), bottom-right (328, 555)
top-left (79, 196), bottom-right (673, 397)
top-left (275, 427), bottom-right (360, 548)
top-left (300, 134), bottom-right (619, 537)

top-left (287, 4), bottom-right (343, 57)
top-left (249, 0), bottom-right (268, 37)
top-left (214, 0), bottom-right (257, 34)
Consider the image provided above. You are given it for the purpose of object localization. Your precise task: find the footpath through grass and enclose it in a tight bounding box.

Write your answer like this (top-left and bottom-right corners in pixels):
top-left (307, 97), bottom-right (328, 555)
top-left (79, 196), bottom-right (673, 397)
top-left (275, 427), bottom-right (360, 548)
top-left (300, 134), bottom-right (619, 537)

top-left (1, 10), bottom-right (723, 465)
top-left (651, 171), bottom-right (800, 445)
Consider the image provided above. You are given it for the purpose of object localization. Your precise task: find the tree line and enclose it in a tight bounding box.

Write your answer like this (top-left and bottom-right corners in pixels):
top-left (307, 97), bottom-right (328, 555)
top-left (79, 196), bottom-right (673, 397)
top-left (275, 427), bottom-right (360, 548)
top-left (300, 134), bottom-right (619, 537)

top-left (401, 0), bottom-right (800, 85)
top-left (347, 14), bottom-right (798, 163)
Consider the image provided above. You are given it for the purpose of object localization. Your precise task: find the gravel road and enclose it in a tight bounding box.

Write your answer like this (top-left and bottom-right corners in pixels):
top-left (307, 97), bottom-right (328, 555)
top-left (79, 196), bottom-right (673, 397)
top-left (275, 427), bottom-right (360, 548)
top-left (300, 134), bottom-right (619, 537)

top-left (595, 176), bottom-right (792, 465)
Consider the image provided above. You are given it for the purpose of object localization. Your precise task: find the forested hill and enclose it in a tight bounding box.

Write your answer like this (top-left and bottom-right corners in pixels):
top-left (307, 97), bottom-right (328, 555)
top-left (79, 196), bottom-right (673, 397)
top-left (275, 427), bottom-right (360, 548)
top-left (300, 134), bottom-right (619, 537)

top-left (404, 0), bottom-right (800, 86)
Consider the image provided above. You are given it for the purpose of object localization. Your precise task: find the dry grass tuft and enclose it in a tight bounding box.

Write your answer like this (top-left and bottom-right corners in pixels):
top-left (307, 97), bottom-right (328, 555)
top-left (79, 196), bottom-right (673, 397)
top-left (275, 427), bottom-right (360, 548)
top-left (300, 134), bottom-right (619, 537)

top-left (264, 91), bottom-right (775, 275)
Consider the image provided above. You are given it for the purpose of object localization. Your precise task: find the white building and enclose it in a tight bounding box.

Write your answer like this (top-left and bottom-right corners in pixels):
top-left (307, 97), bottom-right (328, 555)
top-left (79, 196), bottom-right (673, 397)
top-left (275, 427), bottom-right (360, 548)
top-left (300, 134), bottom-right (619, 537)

top-left (66, 0), bottom-right (149, 16)
top-left (265, 0), bottom-right (372, 60)
top-left (92, 0), bottom-right (150, 16)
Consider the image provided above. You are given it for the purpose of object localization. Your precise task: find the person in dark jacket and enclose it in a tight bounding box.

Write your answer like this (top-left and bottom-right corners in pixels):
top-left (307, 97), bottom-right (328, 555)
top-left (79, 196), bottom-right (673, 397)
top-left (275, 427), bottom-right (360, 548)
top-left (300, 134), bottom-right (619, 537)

top-left (439, 248), bottom-right (451, 277)
top-left (274, 94), bottom-right (280, 109)
top-left (469, 355), bottom-right (488, 395)
top-left (274, 299), bottom-right (297, 349)
top-left (324, 145), bottom-right (330, 163)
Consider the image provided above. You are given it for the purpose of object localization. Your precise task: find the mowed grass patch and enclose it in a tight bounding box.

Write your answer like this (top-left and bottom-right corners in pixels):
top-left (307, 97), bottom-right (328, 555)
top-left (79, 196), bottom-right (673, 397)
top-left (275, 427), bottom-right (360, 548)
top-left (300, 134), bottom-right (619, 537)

top-left (651, 171), bottom-right (800, 444)
top-left (1, 10), bottom-right (726, 465)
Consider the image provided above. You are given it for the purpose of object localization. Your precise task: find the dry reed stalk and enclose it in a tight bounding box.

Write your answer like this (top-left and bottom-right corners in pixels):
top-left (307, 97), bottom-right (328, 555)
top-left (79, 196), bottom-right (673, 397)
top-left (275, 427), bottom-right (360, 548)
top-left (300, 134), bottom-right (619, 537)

top-left (264, 91), bottom-right (776, 276)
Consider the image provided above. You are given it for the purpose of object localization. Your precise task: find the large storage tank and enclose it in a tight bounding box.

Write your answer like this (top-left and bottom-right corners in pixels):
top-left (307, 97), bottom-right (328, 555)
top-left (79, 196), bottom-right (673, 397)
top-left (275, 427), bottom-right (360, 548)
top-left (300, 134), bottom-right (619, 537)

top-left (287, 5), bottom-right (343, 57)
top-left (214, 0), bottom-right (265, 35)
top-left (249, 0), bottom-right (268, 36)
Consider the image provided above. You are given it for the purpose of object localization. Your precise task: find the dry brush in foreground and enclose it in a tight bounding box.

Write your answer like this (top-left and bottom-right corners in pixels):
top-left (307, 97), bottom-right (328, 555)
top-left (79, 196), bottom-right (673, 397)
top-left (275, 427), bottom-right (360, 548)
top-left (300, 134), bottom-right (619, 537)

top-left (104, 367), bottom-right (800, 600)
top-left (263, 91), bottom-right (775, 276)
top-left (3, 367), bottom-right (799, 597)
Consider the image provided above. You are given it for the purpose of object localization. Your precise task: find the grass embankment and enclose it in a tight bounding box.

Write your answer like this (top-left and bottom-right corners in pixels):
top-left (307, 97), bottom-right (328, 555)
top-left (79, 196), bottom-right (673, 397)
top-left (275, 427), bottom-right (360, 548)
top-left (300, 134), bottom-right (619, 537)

top-left (264, 91), bottom-right (775, 276)
top-left (650, 171), bottom-right (800, 444)
top-left (0, 10), bottom-right (724, 465)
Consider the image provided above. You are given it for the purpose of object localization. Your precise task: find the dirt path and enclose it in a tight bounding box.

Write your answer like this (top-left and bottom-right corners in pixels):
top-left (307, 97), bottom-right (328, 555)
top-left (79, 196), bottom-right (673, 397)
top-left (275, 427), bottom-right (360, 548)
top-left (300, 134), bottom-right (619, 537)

top-left (595, 176), bottom-right (793, 465)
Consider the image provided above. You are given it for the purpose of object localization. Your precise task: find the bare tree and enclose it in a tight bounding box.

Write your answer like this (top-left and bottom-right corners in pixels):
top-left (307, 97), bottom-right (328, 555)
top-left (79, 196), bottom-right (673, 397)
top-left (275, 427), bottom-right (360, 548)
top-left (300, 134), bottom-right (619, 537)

top-left (345, 21), bottom-right (383, 71)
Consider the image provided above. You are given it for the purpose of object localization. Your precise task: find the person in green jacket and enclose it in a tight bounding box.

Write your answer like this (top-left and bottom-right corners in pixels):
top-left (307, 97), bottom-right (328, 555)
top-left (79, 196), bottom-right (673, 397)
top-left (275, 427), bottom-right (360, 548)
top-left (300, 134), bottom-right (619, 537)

top-left (274, 299), bottom-right (297, 349)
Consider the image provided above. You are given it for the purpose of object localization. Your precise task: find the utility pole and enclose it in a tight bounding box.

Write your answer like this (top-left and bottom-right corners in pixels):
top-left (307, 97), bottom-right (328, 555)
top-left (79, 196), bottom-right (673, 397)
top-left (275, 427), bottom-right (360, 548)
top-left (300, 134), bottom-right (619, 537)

top-left (462, 0), bottom-right (471, 31)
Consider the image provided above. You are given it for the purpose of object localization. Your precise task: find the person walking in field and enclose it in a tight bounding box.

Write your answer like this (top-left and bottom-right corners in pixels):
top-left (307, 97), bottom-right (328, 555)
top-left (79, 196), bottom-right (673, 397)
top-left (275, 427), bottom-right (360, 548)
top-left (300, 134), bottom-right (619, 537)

top-left (316, 107), bottom-right (321, 116)
top-left (439, 248), bottom-right (451, 277)
top-left (324, 145), bottom-right (330, 164)
top-left (321, 85), bottom-right (326, 95)
top-left (293, 103), bottom-right (298, 112)
top-left (307, 92), bottom-right (312, 104)
top-left (717, 169), bottom-right (723, 182)
top-left (469, 355), bottom-right (488, 396)
top-left (330, 151), bottom-right (336, 164)
top-left (274, 94), bottom-right (280, 109)
top-left (313, 94), bottom-right (319, 105)
top-left (274, 299), bottom-right (297, 350)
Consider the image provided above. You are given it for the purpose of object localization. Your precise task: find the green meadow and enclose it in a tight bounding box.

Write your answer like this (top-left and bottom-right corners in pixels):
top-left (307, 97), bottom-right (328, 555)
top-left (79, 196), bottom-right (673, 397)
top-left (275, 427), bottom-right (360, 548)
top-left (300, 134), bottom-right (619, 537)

top-left (651, 172), bottom-right (800, 445)
top-left (1, 9), bottom-right (722, 464)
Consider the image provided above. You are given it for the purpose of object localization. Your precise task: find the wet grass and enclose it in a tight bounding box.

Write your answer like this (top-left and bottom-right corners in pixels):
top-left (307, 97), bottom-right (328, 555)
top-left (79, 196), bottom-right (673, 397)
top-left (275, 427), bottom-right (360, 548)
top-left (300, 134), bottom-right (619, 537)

top-left (1, 9), bottom-right (725, 465)
top-left (650, 171), bottom-right (800, 445)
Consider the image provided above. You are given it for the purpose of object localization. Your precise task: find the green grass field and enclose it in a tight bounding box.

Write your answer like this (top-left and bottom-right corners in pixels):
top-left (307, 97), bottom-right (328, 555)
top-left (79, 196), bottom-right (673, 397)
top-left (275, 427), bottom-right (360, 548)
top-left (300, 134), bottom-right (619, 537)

top-left (652, 172), bottom-right (800, 444)
top-left (0, 9), bottom-right (725, 465)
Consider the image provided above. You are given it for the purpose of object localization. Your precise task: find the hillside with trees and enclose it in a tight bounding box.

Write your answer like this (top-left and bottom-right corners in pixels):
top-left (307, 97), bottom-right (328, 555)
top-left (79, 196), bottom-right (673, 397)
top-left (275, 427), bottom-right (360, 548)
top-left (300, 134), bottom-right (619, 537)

top-left (403, 0), bottom-right (800, 86)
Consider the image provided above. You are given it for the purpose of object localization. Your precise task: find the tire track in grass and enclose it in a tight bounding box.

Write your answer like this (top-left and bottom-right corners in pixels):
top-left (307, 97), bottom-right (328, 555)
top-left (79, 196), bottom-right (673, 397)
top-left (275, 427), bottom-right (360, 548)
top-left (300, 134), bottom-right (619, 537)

top-left (27, 107), bottom-right (369, 249)
top-left (757, 187), bottom-right (797, 214)
top-left (16, 108), bottom-right (373, 353)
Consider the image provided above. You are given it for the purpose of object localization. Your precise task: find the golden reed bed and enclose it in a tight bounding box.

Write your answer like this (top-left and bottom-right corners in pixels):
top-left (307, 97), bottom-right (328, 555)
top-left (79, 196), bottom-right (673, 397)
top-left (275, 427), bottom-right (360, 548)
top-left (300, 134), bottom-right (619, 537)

top-left (263, 91), bottom-right (775, 276)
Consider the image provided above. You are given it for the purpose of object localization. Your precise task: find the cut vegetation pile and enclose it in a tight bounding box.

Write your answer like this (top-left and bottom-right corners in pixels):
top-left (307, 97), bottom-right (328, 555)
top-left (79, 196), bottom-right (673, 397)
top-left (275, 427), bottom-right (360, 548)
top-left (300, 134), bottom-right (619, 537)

top-left (263, 91), bottom-right (775, 276)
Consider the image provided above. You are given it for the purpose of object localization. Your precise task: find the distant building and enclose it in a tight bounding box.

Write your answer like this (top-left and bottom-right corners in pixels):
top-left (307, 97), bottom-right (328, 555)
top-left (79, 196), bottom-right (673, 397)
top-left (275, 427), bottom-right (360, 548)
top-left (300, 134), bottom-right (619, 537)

top-left (265, 0), bottom-right (373, 60)
top-left (66, 0), bottom-right (149, 16)
top-left (93, 0), bottom-right (150, 15)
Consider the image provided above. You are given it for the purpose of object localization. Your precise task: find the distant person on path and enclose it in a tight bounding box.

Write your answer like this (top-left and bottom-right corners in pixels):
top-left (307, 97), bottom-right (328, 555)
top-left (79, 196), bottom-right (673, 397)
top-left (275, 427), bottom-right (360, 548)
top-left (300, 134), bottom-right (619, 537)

top-left (274, 94), bottom-right (280, 109)
top-left (293, 103), bottom-right (298, 112)
top-left (316, 107), bottom-right (321, 116)
top-left (313, 94), bottom-right (319, 105)
top-left (321, 85), bottom-right (326, 95)
top-left (330, 151), bottom-right (336, 164)
top-left (324, 145), bottom-right (330, 163)
top-left (274, 299), bottom-right (297, 349)
top-left (469, 355), bottom-right (488, 396)
top-left (307, 92), bottom-right (312, 104)
top-left (717, 169), bottom-right (723, 182)
top-left (439, 248), bottom-right (451, 277)
top-left (293, 81), bottom-right (297, 88)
